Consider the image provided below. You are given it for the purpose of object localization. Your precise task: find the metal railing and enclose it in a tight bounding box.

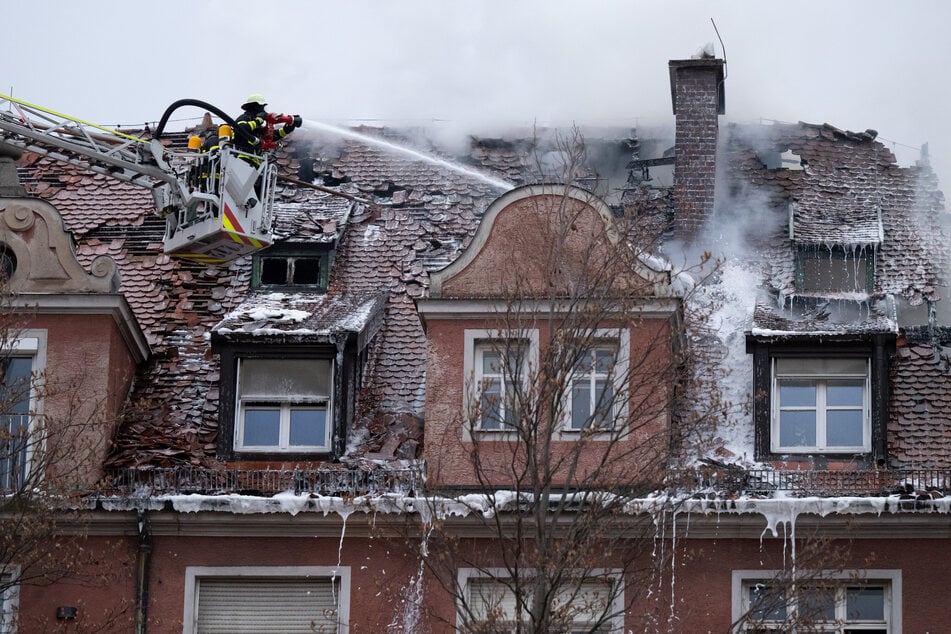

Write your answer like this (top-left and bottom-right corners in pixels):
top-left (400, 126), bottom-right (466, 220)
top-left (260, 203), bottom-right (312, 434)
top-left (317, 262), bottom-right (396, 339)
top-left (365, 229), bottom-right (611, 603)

top-left (104, 465), bottom-right (423, 499)
top-left (673, 468), bottom-right (951, 498)
top-left (98, 465), bottom-right (951, 501)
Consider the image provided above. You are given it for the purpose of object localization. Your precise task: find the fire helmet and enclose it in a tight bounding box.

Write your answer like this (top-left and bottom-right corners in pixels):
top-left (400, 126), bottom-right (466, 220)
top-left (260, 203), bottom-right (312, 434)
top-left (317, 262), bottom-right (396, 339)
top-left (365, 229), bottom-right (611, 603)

top-left (242, 93), bottom-right (267, 109)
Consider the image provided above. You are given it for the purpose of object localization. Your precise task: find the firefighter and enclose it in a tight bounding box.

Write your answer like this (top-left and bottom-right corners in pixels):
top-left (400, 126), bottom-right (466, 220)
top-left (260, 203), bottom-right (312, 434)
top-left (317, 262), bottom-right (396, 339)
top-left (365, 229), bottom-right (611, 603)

top-left (233, 93), bottom-right (297, 158)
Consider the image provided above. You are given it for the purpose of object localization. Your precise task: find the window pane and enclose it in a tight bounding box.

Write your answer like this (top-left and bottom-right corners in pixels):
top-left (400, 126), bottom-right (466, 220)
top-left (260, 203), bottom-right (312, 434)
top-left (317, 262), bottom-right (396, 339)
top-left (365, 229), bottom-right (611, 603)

top-left (748, 584), bottom-right (786, 621)
top-left (260, 257), bottom-right (289, 284)
top-left (594, 349), bottom-right (615, 372)
top-left (800, 586), bottom-right (835, 622)
top-left (779, 381), bottom-right (816, 407)
top-left (290, 257), bottom-right (321, 284)
top-left (483, 351), bottom-right (501, 375)
top-left (0, 357), bottom-right (32, 414)
top-left (826, 410), bottom-right (864, 447)
top-left (594, 379), bottom-right (613, 426)
top-left (243, 408), bottom-right (280, 446)
top-left (571, 382), bottom-right (591, 428)
top-left (846, 586), bottom-right (884, 621)
top-left (289, 408), bottom-right (326, 446)
top-left (239, 359), bottom-right (331, 399)
top-left (826, 380), bottom-right (864, 406)
top-left (481, 379), bottom-right (502, 430)
top-left (779, 410), bottom-right (816, 447)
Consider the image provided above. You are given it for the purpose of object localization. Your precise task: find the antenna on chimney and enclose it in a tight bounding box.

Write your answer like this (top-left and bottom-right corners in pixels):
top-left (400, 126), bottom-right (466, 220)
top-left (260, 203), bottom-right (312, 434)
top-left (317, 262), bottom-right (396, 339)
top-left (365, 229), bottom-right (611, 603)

top-left (710, 18), bottom-right (728, 81)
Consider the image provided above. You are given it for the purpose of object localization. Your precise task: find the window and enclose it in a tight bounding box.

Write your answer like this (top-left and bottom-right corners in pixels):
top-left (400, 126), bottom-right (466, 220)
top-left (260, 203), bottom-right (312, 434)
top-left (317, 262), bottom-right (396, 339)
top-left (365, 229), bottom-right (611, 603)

top-left (459, 569), bottom-right (621, 633)
top-left (568, 347), bottom-right (617, 430)
top-left (564, 330), bottom-right (628, 434)
top-left (796, 245), bottom-right (874, 294)
top-left (184, 566), bottom-right (349, 634)
top-left (464, 330), bottom-right (538, 435)
top-left (235, 358), bottom-right (332, 452)
top-left (771, 358), bottom-right (869, 454)
top-left (733, 570), bottom-right (900, 633)
top-left (252, 244), bottom-right (331, 290)
top-left (475, 342), bottom-right (524, 431)
top-left (0, 335), bottom-right (42, 492)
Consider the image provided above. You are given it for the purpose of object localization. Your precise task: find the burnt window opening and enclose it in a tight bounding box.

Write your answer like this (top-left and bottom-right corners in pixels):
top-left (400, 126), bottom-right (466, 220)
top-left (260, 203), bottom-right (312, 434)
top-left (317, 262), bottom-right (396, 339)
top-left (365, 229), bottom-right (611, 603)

top-left (260, 256), bottom-right (322, 286)
top-left (795, 245), bottom-right (874, 294)
top-left (252, 244), bottom-right (332, 290)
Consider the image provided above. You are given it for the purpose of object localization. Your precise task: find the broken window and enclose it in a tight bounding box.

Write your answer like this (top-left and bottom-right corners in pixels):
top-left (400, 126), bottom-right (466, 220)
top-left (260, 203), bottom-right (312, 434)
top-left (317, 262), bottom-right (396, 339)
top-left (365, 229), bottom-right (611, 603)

top-left (259, 255), bottom-right (322, 286)
top-left (252, 244), bottom-right (330, 290)
top-left (796, 245), bottom-right (874, 294)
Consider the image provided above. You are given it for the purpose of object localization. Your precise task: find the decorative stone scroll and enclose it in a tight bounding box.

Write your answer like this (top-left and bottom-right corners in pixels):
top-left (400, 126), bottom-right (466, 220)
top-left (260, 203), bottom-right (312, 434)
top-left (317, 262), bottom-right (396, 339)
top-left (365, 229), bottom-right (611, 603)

top-left (0, 198), bottom-right (120, 293)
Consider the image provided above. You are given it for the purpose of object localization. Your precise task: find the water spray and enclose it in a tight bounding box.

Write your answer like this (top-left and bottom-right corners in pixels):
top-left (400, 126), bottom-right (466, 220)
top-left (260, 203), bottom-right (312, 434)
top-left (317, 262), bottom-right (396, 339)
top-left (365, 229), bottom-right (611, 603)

top-left (298, 119), bottom-right (515, 191)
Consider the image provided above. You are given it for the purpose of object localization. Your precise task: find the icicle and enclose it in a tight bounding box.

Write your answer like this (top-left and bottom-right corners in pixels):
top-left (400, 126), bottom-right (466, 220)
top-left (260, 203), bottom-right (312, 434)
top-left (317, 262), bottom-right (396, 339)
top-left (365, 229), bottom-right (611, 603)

top-left (326, 509), bottom-right (351, 619)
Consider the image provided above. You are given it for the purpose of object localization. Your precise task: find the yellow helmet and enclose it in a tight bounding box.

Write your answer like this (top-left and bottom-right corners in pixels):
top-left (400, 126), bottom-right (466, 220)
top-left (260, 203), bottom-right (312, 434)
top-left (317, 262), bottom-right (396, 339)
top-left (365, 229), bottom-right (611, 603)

top-left (242, 93), bottom-right (267, 109)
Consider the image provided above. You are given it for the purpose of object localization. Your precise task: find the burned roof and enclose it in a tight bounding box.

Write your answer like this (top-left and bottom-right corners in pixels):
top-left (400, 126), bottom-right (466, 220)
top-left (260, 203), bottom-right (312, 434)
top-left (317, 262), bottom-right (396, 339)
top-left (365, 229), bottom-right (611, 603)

top-left (720, 121), bottom-right (948, 337)
top-left (13, 118), bottom-right (950, 471)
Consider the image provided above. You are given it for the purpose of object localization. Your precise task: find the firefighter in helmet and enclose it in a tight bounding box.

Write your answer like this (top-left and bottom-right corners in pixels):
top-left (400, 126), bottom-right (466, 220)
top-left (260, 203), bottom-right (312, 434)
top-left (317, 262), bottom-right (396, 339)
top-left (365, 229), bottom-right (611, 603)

top-left (233, 93), bottom-right (297, 158)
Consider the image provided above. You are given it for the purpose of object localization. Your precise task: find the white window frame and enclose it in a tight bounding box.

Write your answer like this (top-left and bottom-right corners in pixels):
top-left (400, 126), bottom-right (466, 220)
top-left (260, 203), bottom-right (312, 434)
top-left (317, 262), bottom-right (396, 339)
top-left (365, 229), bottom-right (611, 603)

top-left (770, 357), bottom-right (871, 454)
top-left (183, 565), bottom-right (350, 634)
top-left (234, 358), bottom-right (333, 453)
top-left (0, 332), bottom-right (45, 491)
top-left (562, 329), bottom-right (629, 436)
top-left (457, 567), bottom-right (623, 633)
top-left (0, 567), bottom-right (20, 634)
top-left (463, 329), bottom-right (538, 439)
top-left (731, 569), bottom-right (900, 633)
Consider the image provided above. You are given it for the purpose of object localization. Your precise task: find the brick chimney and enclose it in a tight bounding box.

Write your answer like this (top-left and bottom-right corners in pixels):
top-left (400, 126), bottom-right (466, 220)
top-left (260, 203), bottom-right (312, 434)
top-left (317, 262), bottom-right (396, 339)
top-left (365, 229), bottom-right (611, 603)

top-left (669, 57), bottom-right (725, 243)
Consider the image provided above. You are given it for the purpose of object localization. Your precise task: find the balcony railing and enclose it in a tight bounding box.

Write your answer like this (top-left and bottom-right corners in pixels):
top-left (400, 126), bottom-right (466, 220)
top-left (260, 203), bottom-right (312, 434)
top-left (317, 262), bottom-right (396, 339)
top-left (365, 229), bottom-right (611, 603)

top-left (104, 465), bottom-right (424, 499)
top-left (673, 467), bottom-right (951, 498)
top-left (97, 465), bottom-right (951, 501)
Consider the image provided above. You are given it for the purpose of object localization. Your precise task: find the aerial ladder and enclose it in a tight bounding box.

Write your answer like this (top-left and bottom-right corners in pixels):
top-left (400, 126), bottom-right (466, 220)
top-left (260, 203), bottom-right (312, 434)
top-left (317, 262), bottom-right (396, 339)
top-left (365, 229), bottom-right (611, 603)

top-left (0, 94), bottom-right (300, 264)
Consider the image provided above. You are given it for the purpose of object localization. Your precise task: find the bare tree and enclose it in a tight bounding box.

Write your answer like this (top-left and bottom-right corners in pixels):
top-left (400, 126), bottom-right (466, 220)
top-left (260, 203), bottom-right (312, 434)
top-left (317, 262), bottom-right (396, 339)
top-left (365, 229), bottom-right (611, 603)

top-left (406, 130), bottom-right (720, 633)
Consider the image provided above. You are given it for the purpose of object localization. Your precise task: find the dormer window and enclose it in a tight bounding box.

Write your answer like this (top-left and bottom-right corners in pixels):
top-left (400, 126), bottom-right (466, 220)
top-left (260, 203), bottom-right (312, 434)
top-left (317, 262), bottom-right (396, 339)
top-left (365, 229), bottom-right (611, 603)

top-left (795, 245), bottom-right (874, 294)
top-left (252, 244), bottom-right (331, 291)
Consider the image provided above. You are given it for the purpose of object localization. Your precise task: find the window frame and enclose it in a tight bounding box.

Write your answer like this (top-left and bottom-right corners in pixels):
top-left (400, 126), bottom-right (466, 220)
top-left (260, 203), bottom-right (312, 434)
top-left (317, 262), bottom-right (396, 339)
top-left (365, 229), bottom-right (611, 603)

top-left (234, 357), bottom-right (333, 453)
top-left (747, 339), bottom-right (891, 462)
top-left (457, 567), bottom-right (623, 633)
top-left (251, 244), bottom-right (332, 291)
top-left (770, 357), bottom-right (871, 454)
top-left (463, 329), bottom-right (539, 439)
top-left (562, 329), bottom-right (629, 435)
top-left (731, 569), bottom-right (900, 633)
top-left (215, 344), bottom-right (345, 461)
top-left (183, 565), bottom-right (350, 634)
top-left (0, 332), bottom-right (45, 492)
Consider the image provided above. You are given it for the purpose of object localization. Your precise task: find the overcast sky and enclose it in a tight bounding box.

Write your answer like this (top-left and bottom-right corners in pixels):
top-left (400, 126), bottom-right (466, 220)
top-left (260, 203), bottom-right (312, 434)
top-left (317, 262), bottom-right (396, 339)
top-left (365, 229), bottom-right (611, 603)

top-left (4, 1), bottom-right (951, 186)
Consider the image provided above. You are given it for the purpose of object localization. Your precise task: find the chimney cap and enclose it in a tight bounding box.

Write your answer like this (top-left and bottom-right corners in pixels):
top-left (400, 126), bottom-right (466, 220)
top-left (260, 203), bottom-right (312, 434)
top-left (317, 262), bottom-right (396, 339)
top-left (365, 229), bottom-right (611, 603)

top-left (669, 58), bottom-right (726, 115)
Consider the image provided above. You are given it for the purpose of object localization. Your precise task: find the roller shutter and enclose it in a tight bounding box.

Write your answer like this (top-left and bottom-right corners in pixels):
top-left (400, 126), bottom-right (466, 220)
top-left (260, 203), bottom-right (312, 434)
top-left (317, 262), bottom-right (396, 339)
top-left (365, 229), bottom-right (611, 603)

top-left (196, 577), bottom-right (339, 633)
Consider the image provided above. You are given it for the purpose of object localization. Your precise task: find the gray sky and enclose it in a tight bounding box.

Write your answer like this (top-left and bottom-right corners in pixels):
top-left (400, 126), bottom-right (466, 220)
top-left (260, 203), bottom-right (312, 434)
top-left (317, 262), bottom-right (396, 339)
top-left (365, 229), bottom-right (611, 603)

top-left (5, 0), bottom-right (951, 186)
